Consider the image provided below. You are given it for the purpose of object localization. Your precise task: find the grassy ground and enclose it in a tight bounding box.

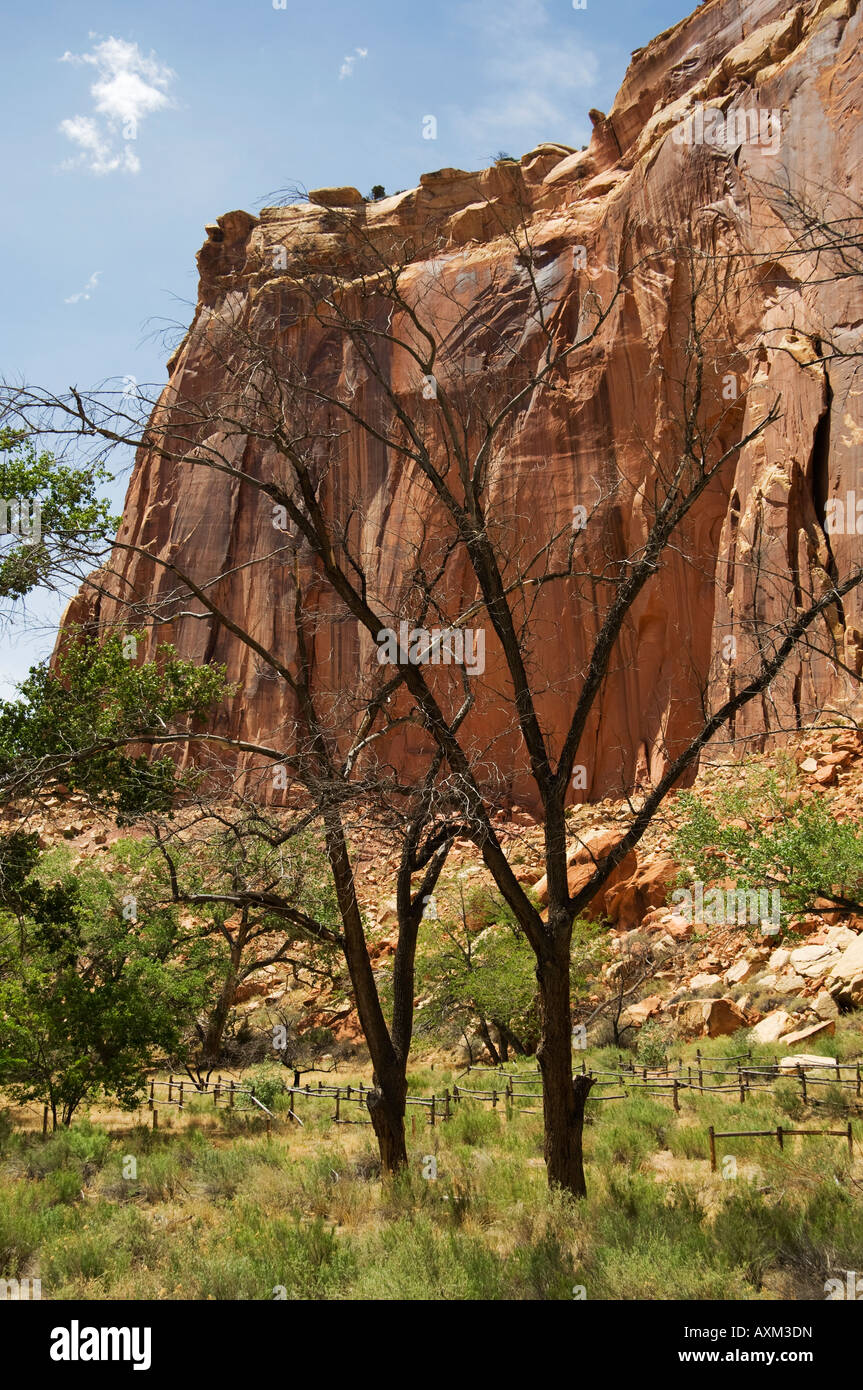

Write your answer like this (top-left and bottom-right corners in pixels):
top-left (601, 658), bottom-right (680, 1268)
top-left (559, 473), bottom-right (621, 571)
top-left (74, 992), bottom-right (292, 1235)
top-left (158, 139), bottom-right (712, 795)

top-left (2, 1026), bottom-right (863, 1300)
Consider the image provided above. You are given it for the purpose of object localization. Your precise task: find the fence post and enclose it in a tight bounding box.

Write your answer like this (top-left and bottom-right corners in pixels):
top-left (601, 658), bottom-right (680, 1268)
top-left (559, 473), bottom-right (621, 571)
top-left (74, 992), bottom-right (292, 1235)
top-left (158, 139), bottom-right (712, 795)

top-left (152, 1108), bottom-right (158, 1131)
top-left (776, 1125), bottom-right (784, 1151)
top-left (453, 1084), bottom-right (460, 1105)
top-left (168, 1074), bottom-right (173, 1104)
top-left (492, 1089), bottom-right (498, 1109)
top-left (430, 1095), bottom-right (436, 1127)
top-left (697, 1050), bottom-right (703, 1091)
top-left (178, 1081), bottom-right (184, 1111)
top-left (797, 1065), bottom-right (807, 1105)
top-left (857, 1064), bottom-right (861, 1098)
top-left (847, 1122), bottom-right (853, 1159)
top-left (444, 1089), bottom-right (451, 1120)
top-left (334, 1089), bottom-right (340, 1122)
top-left (708, 1125), bottom-right (716, 1173)
top-left (229, 1081), bottom-right (235, 1110)
top-left (672, 1080), bottom-right (680, 1113)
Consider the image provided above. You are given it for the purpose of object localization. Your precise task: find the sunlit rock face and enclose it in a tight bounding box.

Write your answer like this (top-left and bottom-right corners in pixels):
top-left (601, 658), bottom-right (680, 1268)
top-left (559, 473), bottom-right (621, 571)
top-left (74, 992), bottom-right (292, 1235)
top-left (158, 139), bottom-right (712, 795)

top-left (64, 0), bottom-right (863, 809)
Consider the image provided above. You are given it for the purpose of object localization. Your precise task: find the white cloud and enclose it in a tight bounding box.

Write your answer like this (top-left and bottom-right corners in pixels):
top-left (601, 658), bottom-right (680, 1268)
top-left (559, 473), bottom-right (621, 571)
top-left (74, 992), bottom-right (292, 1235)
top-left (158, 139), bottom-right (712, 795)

top-left (339, 47), bottom-right (368, 80)
top-left (58, 37), bottom-right (175, 175)
top-left (452, 0), bottom-right (598, 152)
top-left (64, 270), bottom-right (101, 305)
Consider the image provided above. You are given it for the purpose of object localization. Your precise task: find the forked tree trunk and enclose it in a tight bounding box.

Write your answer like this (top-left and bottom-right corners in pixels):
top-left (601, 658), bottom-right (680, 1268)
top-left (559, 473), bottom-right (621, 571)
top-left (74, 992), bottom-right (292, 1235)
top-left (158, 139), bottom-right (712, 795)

top-left (366, 1079), bottom-right (408, 1172)
top-left (536, 944), bottom-right (594, 1197)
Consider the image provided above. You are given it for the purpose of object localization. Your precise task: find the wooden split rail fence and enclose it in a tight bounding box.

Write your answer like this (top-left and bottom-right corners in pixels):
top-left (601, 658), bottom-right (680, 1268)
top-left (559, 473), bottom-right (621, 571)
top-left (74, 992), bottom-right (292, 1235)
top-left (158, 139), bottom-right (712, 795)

top-left (708, 1122), bottom-right (854, 1171)
top-left (128, 1055), bottom-right (860, 1167)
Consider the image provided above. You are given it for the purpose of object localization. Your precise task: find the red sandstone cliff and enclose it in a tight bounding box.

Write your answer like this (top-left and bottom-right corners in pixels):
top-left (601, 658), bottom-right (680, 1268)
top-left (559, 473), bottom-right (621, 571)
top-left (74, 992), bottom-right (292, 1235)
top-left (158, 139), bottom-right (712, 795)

top-left (64, 0), bottom-right (863, 808)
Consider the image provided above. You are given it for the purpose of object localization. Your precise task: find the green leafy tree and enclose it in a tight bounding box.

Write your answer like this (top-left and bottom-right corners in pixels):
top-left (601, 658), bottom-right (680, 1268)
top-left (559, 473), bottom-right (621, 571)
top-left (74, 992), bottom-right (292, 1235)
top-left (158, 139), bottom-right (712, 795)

top-left (0, 632), bottom-right (231, 818)
top-left (0, 836), bottom-right (216, 1127)
top-left (0, 429), bottom-right (117, 607)
top-left (673, 758), bottom-right (863, 924)
top-left (143, 823), bottom-right (343, 1077)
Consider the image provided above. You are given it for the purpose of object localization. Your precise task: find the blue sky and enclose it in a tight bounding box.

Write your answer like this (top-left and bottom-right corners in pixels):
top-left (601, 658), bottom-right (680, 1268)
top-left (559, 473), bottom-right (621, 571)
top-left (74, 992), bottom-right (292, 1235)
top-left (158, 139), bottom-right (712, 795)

top-left (0, 0), bottom-right (695, 691)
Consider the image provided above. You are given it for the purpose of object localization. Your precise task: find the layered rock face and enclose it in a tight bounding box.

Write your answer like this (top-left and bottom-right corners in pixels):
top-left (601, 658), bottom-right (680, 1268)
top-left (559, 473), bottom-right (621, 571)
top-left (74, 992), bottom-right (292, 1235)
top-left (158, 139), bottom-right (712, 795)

top-left (66, 0), bottom-right (863, 808)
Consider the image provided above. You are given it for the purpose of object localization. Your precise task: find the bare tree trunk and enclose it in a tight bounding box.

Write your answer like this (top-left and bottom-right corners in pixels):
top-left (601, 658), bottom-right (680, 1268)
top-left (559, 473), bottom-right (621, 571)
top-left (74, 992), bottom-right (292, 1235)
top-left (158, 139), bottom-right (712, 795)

top-left (536, 941), bottom-right (594, 1197)
top-left (324, 809), bottom-right (409, 1174)
top-left (200, 969), bottom-right (237, 1068)
top-left (366, 1077), bottom-right (408, 1172)
top-left (478, 1015), bottom-right (502, 1065)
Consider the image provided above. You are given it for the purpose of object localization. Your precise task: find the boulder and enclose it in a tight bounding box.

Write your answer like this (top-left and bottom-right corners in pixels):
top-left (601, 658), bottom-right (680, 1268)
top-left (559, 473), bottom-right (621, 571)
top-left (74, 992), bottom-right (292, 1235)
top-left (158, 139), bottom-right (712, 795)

top-left (780, 1019), bottom-right (836, 1048)
top-left (618, 994), bottom-right (663, 1028)
top-left (725, 958), bottom-right (754, 985)
top-left (749, 1009), bottom-right (795, 1044)
top-left (778, 1052), bottom-right (839, 1072)
top-left (603, 856), bottom-right (679, 930)
top-left (812, 991), bottom-right (840, 1021)
top-left (828, 932), bottom-right (863, 984)
top-left (689, 972), bottom-right (722, 992)
top-left (771, 972), bottom-right (808, 996)
top-left (308, 186), bottom-right (365, 207)
top-left (671, 996), bottom-right (747, 1038)
top-left (789, 943), bottom-right (841, 977)
top-left (533, 829), bottom-right (636, 912)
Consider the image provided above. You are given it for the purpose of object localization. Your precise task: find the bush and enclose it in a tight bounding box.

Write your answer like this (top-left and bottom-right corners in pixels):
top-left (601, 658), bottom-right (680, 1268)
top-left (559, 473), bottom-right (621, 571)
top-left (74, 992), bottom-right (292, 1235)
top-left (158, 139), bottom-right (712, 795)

top-left (636, 1022), bottom-right (669, 1069)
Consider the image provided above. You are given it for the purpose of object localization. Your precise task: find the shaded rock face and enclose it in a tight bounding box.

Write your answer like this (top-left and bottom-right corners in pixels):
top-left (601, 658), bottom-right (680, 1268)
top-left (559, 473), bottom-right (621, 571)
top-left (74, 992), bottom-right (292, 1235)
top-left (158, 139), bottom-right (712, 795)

top-left (66, 0), bottom-right (863, 808)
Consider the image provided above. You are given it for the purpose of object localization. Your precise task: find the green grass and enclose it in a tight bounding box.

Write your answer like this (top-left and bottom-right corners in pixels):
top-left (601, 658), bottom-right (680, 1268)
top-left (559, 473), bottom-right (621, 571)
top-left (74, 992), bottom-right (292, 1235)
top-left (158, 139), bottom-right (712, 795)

top-left (1, 1027), bottom-right (861, 1300)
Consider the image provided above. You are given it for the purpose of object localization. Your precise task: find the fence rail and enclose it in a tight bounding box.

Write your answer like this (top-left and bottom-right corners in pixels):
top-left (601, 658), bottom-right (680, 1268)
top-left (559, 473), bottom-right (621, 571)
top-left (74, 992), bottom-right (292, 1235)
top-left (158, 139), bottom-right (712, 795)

top-left (117, 1054), bottom-right (861, 1169)
top-left (708, 1122), bottom-right (854, 1170)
